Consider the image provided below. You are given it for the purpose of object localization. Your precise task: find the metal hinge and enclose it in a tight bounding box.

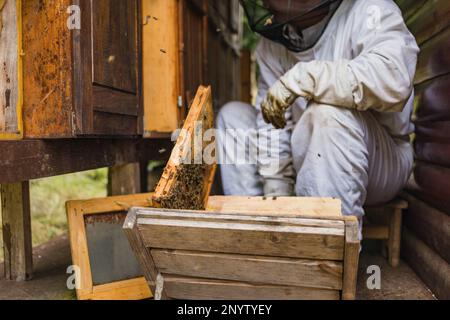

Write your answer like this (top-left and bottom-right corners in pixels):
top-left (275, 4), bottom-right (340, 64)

top-left (177, 96), bottom-right (183, 109)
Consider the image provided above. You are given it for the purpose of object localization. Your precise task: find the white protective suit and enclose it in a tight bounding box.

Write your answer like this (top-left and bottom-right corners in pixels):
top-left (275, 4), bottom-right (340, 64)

top-left (217, 0), bottom-right (419, 224)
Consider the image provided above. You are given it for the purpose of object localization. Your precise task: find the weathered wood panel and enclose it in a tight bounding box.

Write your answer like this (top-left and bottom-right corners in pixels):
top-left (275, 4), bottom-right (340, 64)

top-left (0, 0), bottom-right (22, 139)
top-left (92, 0), bottom-right (137, 93)
top-left (402, 193), bottom-right (450, 264)
top-left (412, 162), bottom-right (450, 216)
top-left (415, 121), bottom-right (450, 143)
top-left (136, 209), bottom-right (345, 261)
top-left (152, 250), bottom-right (343, 290)
top-left (22, 0), bottom-right (74, 138)
top-left (415, 74), bottom-right (450, 123)
top-left (402, 228), bottom-right (450, 300)
top-left (415, 139), bottom-right (450, 167)
top-left (142, 0), bottom-right (181, 136)
top-left (406, 0), bottom-right (450, 45)
top-left (163, 276), bottom-right (340, 300)
top-left (395, 0), bottom-right (427, 21)
top-left (183, 0), bottom-right (207, 107)
top-left (414, 26), bottom-right (450, 85)
top-left (22, 0), bottom-right (142, 138)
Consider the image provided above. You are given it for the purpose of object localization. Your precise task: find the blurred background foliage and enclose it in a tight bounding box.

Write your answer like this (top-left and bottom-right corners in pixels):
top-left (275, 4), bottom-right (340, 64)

top-left (242, 15), bottom-right (260, 51)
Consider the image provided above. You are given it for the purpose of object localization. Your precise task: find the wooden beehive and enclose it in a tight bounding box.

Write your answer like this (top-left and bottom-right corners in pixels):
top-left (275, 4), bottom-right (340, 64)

top-left (124, 198), bottom-right (360, 300)
top-left (1, 0), bottom-right (143, 139)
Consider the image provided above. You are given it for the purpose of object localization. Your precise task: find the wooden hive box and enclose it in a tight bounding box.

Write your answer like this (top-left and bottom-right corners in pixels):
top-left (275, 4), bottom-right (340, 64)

top-left (0, 0), bottom-right (143, 139)
top-left (124, 198), bottom-right (360, 300)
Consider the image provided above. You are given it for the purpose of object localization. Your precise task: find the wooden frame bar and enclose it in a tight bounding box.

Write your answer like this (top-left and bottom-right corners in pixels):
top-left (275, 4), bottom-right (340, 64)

top-left (0, 0), bottom-right (23, 140)
top-left (0, 138), bottom-right (172, 184)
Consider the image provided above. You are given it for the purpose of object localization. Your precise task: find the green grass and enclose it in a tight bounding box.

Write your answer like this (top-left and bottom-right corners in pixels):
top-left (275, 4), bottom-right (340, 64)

top-left (0, 169), bottom-right (108, 260)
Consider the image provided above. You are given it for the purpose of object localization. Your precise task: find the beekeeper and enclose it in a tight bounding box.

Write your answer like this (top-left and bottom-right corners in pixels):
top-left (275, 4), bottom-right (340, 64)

top-left (217, 0), bottom-right (419, 230)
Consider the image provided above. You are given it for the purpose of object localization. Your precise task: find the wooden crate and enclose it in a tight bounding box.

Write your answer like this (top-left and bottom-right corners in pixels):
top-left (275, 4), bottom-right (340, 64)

top-left (125, 197), bottom-right (360, 300)
top-left (17, 0), bottom-right (142, 138)
top-left (0, 0), bottom-right (23, 140)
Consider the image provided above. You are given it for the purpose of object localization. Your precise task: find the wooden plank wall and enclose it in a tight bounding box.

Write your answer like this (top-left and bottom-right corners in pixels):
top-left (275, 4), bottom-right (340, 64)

top-left (0, 0), bottom-right (22, 139)
top-left (395, 0), bottom-right (450, 300)
top-left (207, 0), bottom-right (242, 111)
top-left (143, 0), bottom-right (242, 135)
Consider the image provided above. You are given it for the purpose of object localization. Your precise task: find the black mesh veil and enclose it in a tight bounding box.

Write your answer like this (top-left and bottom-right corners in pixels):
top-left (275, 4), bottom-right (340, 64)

top-left (240, 0), bottom-right (343, 52)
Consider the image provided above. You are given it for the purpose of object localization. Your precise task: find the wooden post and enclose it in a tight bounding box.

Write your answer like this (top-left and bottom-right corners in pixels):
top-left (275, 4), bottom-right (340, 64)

top-left (1, 182), bottom-right (33, 281)
top-left (342, 218), bottom-right (360, 300)
top-left (108, 163), bottom-right (142, 196)
top-left (388, 208), bottom-right (403, 268)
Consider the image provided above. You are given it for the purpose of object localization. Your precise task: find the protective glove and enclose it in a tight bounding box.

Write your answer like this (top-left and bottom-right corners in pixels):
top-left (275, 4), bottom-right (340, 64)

top-left (261, 78), bottom-right (299, 129)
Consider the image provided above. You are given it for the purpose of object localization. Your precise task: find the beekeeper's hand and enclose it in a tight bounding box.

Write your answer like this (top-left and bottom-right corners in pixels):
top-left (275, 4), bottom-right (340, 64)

top-left (261, 79), bottom-right (298, 129)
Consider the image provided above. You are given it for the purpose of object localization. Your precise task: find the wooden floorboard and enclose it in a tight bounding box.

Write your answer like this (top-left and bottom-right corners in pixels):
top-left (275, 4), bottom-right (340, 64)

top-left (0, 236), bottom-right (436, 300)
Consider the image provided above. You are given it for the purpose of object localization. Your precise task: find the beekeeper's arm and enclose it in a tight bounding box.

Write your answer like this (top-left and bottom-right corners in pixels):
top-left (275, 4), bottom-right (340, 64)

top-left (255, 40), bottom-right (296, 196)
top-left (262, 4), bottom-right (420, 129)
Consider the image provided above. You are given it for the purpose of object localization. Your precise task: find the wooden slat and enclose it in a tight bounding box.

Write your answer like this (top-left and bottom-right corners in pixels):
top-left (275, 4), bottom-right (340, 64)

top-left (415, 139), bottom-right (450, 168)
top-left (136, 208), bottom-right (346, 228)
top-left (395, 0), bottom-right (427, 21)
top-left (412, 162), bottom-right (450, 215)
top-left (163, 276), bottom-right (340, 300)
top-left (93, 86), bottom-right (139, 116)
top-left (415, 74), bottom-right (450, 123)
top-left (152, 250), bottom-right (343, 290)
top-left (415, 26), bottom-right (450, 85)
top-left (207, 196), bottom-right (342, 219)
top-left (136, 210), bottom-right (345, 261)
top-left (89, 277), bottom-right (151, 301)
top-left (402, 192), bottom-right (450, 264)
top-left (406, 0), bottom-right (450, 45)
top-left (402, 228), bottom-right (450, 300)
top-left (0, 0), bottom-right (22, 139)
top-left (415, 120), bottom-right (450, 144)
